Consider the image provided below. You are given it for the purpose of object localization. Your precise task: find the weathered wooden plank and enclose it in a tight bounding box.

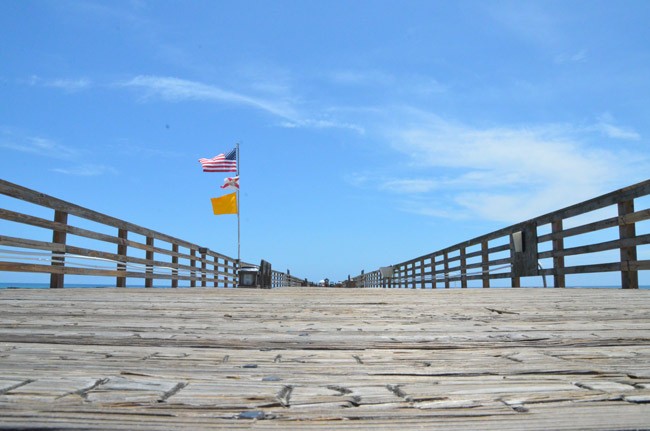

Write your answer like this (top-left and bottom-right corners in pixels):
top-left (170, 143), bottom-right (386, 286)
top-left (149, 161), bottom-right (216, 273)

top-left (538, 233), bottom-right (650, 259)
top-left (0, 235), bottom-right (65, 252)
top-left (536, 209), bottom-right (650, 243)
top-left (1, 287), bottom-right (649, 429)
top-left (0, 262), bottom-right (223, 281)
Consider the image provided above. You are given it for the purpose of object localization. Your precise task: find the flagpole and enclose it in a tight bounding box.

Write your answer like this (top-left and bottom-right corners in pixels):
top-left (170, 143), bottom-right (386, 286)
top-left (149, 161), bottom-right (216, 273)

top-left (236, 142), bottom-right (241, 274)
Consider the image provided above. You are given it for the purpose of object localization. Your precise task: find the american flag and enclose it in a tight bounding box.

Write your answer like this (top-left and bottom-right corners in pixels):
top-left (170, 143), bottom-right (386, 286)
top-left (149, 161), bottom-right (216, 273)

top-left (199, 148), bottom-right (237, 172)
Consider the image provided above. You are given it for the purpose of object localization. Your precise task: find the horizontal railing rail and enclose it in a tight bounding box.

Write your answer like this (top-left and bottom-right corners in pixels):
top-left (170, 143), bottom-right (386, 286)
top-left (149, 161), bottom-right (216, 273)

top-left (0, 179), bottom-right (304, 288)
top-left (353, 179), bottom-right (650, 289)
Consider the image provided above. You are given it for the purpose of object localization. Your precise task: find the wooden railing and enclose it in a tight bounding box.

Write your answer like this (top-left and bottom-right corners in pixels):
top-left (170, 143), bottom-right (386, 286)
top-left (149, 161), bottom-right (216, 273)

top-left (272, 270), bottom-right (307, 288)
top-left (0, 179), bottom-right (301, 288)
top-left (353, 179), bottom-right (650, 289)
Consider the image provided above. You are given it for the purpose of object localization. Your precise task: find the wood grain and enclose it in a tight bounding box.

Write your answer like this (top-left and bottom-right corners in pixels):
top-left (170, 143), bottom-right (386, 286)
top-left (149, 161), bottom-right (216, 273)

top-left (0, 287), bottom-right (649, 429)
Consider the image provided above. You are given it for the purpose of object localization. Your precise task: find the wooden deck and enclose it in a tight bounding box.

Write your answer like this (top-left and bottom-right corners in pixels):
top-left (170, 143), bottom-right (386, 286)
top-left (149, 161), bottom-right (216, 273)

top-left (1, 287), bottom-right (649, 430)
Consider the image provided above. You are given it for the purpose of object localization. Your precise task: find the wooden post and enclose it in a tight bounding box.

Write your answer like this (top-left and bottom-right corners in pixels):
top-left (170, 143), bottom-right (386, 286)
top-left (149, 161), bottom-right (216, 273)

top-left (460, 247), bottom-right (467, 288)
top-left (50, 210), bottom-right (68, 289)
top-left (552, 220), bottom-right (565, 288)
top-left (510, 233), bottom-right (520, 288)
top-left (116, 228), bottom-right (127, 288)
top-left (511, 234), bottom-right (521, 287)
top-left (421, 258), bottom-right (427, 289)
top-left (432, 257), bottom-right (438, 289)
top-left (444, 252), bottom-right (450, 289)
top-left (393, 267), bottom-right (398, 289)
top-left (481, 241), bottom-right (490, 288)
top-left (190, 249), bottom-right (196, 288)
top-left (171, 243), bottom-right (178, 288)
top-left (411, 262), bottom-right (416, 289)
top-left (223, 259), bottom-right (229, 288)
top-left (213, 256), bottom-right (219, 288)
top-left (145, 236), bottom-right (154, 288)
top-left (618, 200), bottom-right (639, 289)
top-left (200, 249), bottom-right (207, 287)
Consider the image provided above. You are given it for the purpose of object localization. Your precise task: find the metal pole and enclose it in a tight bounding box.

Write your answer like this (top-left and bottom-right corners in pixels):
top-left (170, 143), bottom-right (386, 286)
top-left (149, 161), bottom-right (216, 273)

top-left (236, 142), bottom-right (241, 272)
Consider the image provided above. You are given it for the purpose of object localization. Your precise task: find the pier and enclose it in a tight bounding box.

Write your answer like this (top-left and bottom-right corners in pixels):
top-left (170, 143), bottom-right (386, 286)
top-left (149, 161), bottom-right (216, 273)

top-left (1, 287), bottom-right (650, 429)
top-left (2, 179), bottom-right (650, 429)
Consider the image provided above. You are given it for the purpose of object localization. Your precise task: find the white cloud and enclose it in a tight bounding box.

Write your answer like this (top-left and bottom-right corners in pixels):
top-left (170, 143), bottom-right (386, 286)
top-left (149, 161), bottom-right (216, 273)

top-left (120, 75), bottom-right (363, 133)
top-left (0, 129), bottom-right (79, 160)
top-left (380, 178), bottom-right (439, 193)
top-left (28, 75), bottom-right (92, 92)
top-left (329, 70), bottom-right (446, 96)
top-left (554, 50), bottom-right (588, 64)
top-left (593, 114), bottom-right (640, 140)
top-left (330, 70), bottom-right (394, 86)
top-left (372, 110), bottom-right (645, 223)
top-left (47, 78), bottom-right (92, 91)
top-left (281, 118), bottom-right (365, 134)
top-left (0, 128), bottom-right (117, 177)
top-left (487, 2), bottom-right (561, 48)
top-left (51, 164), bottom-right (118, 176)
top-left (121, 75), bottom-right (296, 118)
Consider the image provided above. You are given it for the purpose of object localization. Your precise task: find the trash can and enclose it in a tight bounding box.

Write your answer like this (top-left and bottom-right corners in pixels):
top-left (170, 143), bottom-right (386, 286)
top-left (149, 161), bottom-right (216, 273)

top-left (239, 266), bottom-right (259, 288)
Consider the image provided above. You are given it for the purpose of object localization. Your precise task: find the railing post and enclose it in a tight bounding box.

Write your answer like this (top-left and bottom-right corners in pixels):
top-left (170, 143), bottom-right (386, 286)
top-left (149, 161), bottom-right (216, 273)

top-left (460, 247), bottom-right (467, 288)
top-left (200, 248), bottom-right (207, 287)
top-left (510, 233), bottom-right (521, 288)
top-left (444, 252), bottom-right (450, 289)
top-left (190, 249), bottom-right (196, 287)
top-left (222, 258), bottom-right (227, 288)
top-left (481, 241), bottom-right (490, 288)
top-left (231, 259), bottom-right (236, 288)
top-left (50, 210), bottom-right (68, 289)
top-left (213, 255), bottom-right (218, 288)
top-left (421, 258), bottom-right (427, 289)
top-left (434, 255), bottom-right (442, 289)
top-left (618, 199), bottom-right (639, 289)
top-left (145, 236), bottom-right (154, 288)
top-left (116, 228), bottom-right (128, 288)
top-left (410, 262), bottom-right (416, 289)
top-left (171, 243), bottom-right (178, 288)
top-left (552, 220), bottom-right (565, 288)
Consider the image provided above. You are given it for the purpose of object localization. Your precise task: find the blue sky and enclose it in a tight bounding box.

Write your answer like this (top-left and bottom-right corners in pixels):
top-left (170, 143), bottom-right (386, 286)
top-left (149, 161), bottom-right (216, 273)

top-left (1, 0), bottom-right (649, 285)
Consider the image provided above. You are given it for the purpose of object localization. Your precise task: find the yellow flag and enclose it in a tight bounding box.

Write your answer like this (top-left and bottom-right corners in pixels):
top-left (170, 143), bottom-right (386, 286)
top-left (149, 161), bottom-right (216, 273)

top-left (211, 193), bottom-right (238, 215)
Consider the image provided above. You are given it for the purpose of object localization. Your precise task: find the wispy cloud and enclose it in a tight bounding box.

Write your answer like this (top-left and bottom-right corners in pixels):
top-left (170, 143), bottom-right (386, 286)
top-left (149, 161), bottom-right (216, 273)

top-left (0, 128), bottom-right (79, 159)
top-left (0, 127), bottom-right (117, 177)
top-left (331, 70), bottom-right (395, 87)
top-left (379, 178), bottom-right (439, 193)
top-left (593, 113), bottom-right (640, 140)
top-left (27, 75), bottom-right (92, 92)
top-left (51, 164), bottom-right (118, 176)
top-left (554, 50), bottom-right (588, 64)
top-left (121, 75), bottom-right (297, 118)
top-left (330, 69), bottom-right (447, 97)
top-left (119, 75), bottom-right (364, 133)
top-left (361, 109), bottom-right (646, 223)
top-left (487, 2), bottom-right (561, 48)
